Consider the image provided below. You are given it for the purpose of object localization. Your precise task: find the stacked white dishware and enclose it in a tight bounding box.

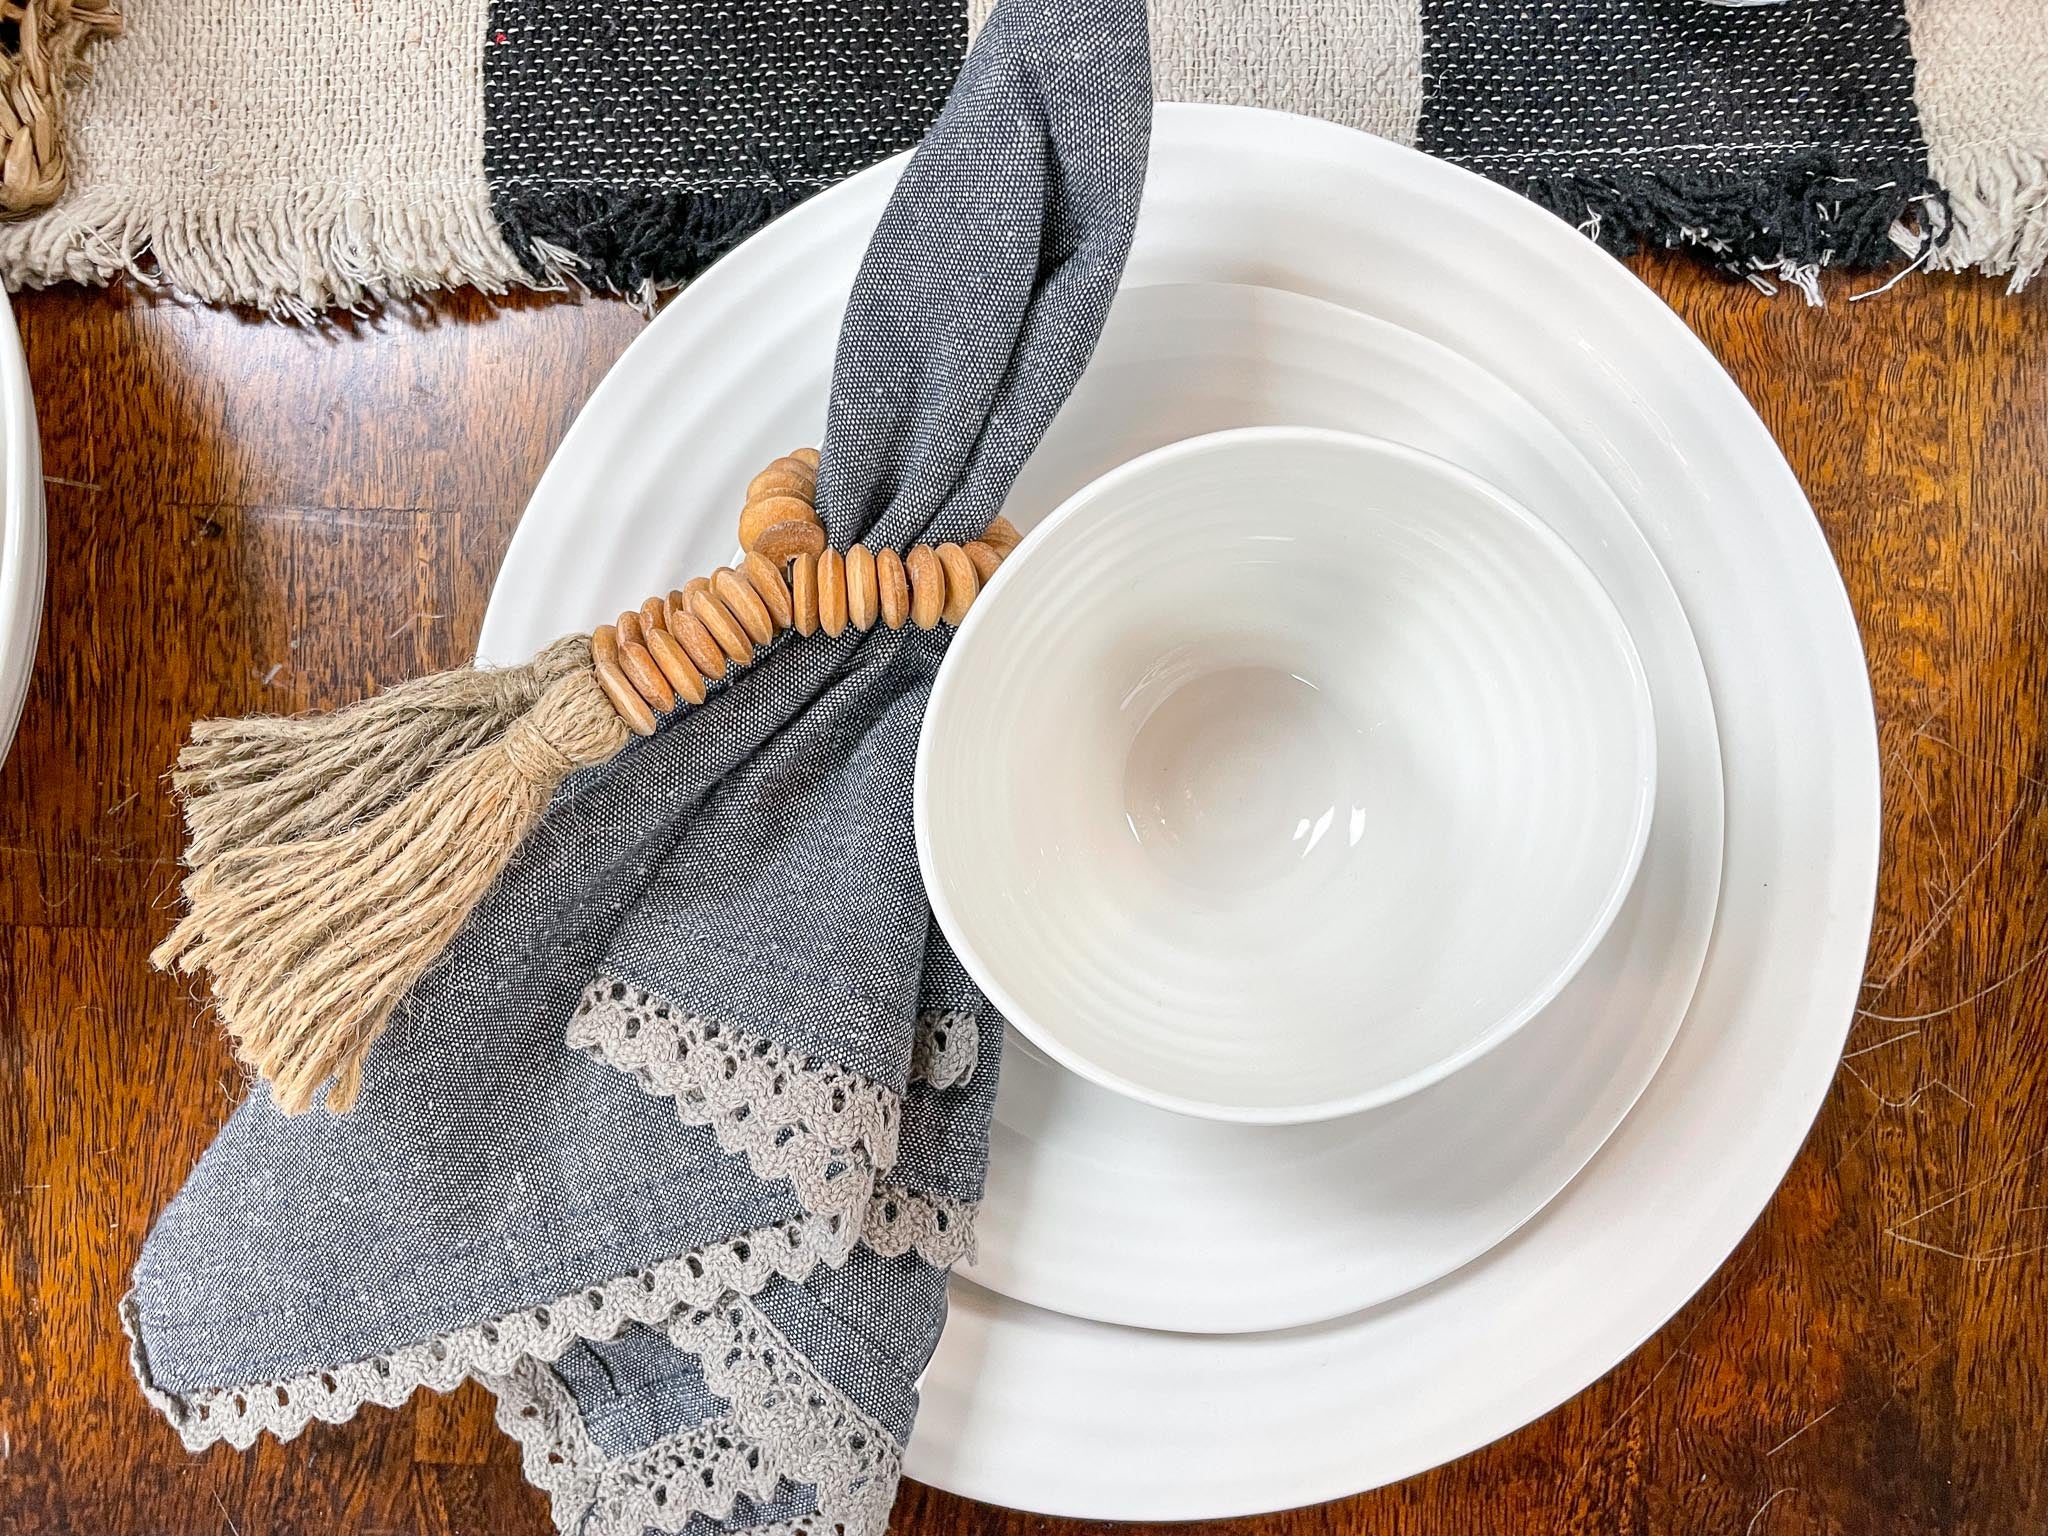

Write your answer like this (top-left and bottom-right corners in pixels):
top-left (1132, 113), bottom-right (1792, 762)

top-left (481, 106), bottom-right (1878, 1519)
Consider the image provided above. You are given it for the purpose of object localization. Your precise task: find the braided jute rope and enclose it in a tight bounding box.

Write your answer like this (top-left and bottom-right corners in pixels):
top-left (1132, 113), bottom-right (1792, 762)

top-left (155, 449), bottom-right (1020, 1113)
top-left (0, 0), bottom-right (120, 217)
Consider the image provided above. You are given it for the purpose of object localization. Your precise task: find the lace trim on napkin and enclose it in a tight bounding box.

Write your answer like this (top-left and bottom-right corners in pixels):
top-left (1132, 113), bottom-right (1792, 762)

top-left (908, 1009), bottom-right (977, 1088)
top-left (487, 1296), bottom-right (899, 1536)
top-left (865, 1182), bottom-right (977, 1267)
top-left (124, 1209), bottom-right (855, 1452)
top-left (491, 1356), bottom-right (780, 1534)
top-left (569, 979), bottom-right (900, 1223)
top-left (124, 1180), bottom-right (974, 1455)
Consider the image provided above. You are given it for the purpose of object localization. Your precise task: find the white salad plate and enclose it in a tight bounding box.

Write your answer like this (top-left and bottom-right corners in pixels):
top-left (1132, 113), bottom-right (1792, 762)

top-left (483, 105), bottom-right (1879, 1520)
top-left (930, 283), bottom-right (1719, 1331)
top-left (0, 294), bottom-right (41, 764)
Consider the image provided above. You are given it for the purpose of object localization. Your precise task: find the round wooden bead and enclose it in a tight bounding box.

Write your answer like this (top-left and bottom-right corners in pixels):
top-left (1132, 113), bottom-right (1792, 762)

top-left (817, 547), bottom-right (848, 637)
top-left (876, 548), bottom-right (909, 629)
top-left (713, 567), bottom-right (776, 646)
top-left (639, 595), bottom-right (669, 635)
top-left (752, 518), bottom-right (828, 564)
top-left (595, 662), bottom-right (658, 735)
top-left (936, 543), bottom-right (979, 625)
top-left (740, 494), bottom-right (822, 554)
top-left (647, 627), bottom-right (708, 705)
top-left (618, 638), bottom-right (676, 713)
top-left (981, 516), bottom-right (1022, 556)
top-left (790, 552), bottom-right (819, 637)
top-left (590, 627), bottom-right (657, 736)
top-left (745, 470), bottom-right (815, 507)
top-left (845, 545), bottom-right (879, 630)
top-left (671, 606), bottom-right (729, 679)
top-left (904, 545), bottom-right (944, 629)
top-left (791, 446), bottom-right (820, 470)
top-left (962, 540), bottom-right (1003, 584)
top-left (691, 587), bottom-right (755, 664)
top-left (617, 608), bottom-right (645, 648)
top-left (740, 550), bottom-right (795, 628)
top-left (746, 462), bottom-right (817, 505)
top-left (665, 597), bottom-right (728, 677)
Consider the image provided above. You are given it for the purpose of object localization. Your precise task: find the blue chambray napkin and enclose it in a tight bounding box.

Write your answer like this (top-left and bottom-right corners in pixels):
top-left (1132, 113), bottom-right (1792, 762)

top-left (124, 2), bottom-right (1151, 1533)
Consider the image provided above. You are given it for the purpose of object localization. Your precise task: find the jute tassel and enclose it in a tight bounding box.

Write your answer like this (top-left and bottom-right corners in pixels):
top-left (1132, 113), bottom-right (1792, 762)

top-left (152, 663), bottom-right (631, 1114)
top-left (153, 447), bottom-right (1006, 1116)
top-left (171, 636), bottom-right (592, 868)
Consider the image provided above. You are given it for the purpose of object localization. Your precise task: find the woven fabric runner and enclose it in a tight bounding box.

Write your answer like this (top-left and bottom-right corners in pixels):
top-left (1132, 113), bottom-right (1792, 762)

top-left (2, 0), bottom-right (2039, 313)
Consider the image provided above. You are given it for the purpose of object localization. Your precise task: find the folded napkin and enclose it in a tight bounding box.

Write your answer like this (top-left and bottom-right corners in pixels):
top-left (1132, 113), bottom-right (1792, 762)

top-left (127, 3), bottom-right (1150, 1532)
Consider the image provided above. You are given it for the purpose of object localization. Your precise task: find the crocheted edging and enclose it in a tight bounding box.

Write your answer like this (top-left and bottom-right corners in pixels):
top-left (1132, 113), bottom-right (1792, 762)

top-left (569, 979), bottom-right (899, 1224)
top-left (866, 1182), bottom-right (978, 1268)
top-left (124, 1180), bottom-right (975, 1459)
top-left (487, 1293), bottom-right (899, 1536)
top-left (123, 1210), bottom-right (858, 1454)
top-left (909, 1010), bottom-right (977, 1089)
top-left (489, 1353), bottom-right (781, 1535)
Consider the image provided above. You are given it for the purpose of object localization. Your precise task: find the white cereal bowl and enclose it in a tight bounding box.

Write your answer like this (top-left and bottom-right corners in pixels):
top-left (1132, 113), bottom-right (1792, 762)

top-left (916, 426), bottom-right (1656, 1123)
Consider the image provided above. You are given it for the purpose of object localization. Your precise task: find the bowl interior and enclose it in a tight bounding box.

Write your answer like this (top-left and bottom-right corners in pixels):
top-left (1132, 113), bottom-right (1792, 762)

top-left (918, 427), bottom-right (1654, 1120)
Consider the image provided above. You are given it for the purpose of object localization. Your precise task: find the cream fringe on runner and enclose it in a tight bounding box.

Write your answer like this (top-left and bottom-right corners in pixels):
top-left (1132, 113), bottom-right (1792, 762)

top-left (1910, 0), bottom-right (2048, 290)
top-left (0, 0), bottom-right (528, 317)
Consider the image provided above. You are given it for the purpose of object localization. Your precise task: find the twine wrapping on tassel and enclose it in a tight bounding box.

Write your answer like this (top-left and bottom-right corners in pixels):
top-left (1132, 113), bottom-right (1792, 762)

top-left (172, 635), bottom-right (592, 868)
top-left (153, 665), bottom-right (630, 1113)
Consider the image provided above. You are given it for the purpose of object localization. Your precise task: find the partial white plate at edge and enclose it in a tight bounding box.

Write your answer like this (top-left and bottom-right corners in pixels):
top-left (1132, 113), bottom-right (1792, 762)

top-left (0, 295), bottom-right (41, 765)
top-left (481, 105), bottom-right (1879, 1520)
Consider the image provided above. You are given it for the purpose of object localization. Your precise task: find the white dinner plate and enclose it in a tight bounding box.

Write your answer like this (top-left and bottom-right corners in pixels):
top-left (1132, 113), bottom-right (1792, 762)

top-left (0, 295), bottom-right (42, 764)
top-left (484, 106), bottom-right (1878, 1518)
top-left (948, 281), bottom-right (1722, 1331)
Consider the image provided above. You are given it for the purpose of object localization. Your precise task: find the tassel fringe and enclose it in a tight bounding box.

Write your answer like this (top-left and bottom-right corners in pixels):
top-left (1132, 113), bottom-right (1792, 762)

top-left (490, 183), bottom-right (818, 302)
top-left (172, 637), bottom-right (593, 869)
top-left (153, 667), bottom-right (631, 1114)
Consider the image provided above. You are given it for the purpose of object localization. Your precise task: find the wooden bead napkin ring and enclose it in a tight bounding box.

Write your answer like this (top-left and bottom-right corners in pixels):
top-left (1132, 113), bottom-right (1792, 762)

top-left (153, 448), bottom-right (1019, 1115)
top-left (591, 448), bottom-right (1021, 735)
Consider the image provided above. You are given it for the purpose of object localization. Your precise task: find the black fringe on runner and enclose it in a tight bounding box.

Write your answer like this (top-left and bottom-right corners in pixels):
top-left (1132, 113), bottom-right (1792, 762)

top-left (492, 184), bottom-right (819, 297)
top-left (1505, 153), bottom-right (1950, 278)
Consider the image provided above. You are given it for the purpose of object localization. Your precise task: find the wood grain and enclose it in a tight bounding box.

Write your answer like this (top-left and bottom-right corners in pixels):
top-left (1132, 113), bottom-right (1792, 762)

top-left (2, 262), bottom-right (2045, 1536)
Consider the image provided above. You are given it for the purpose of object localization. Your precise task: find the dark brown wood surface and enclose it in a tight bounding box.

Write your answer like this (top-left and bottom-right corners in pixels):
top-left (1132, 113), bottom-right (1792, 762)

top-left (1, 261), bottom-right (2044, 1536)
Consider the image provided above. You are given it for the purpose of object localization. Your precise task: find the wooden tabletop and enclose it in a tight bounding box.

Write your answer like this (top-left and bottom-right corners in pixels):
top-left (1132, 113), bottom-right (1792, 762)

top-left (1, 261), bottom-right (2044, 1536)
